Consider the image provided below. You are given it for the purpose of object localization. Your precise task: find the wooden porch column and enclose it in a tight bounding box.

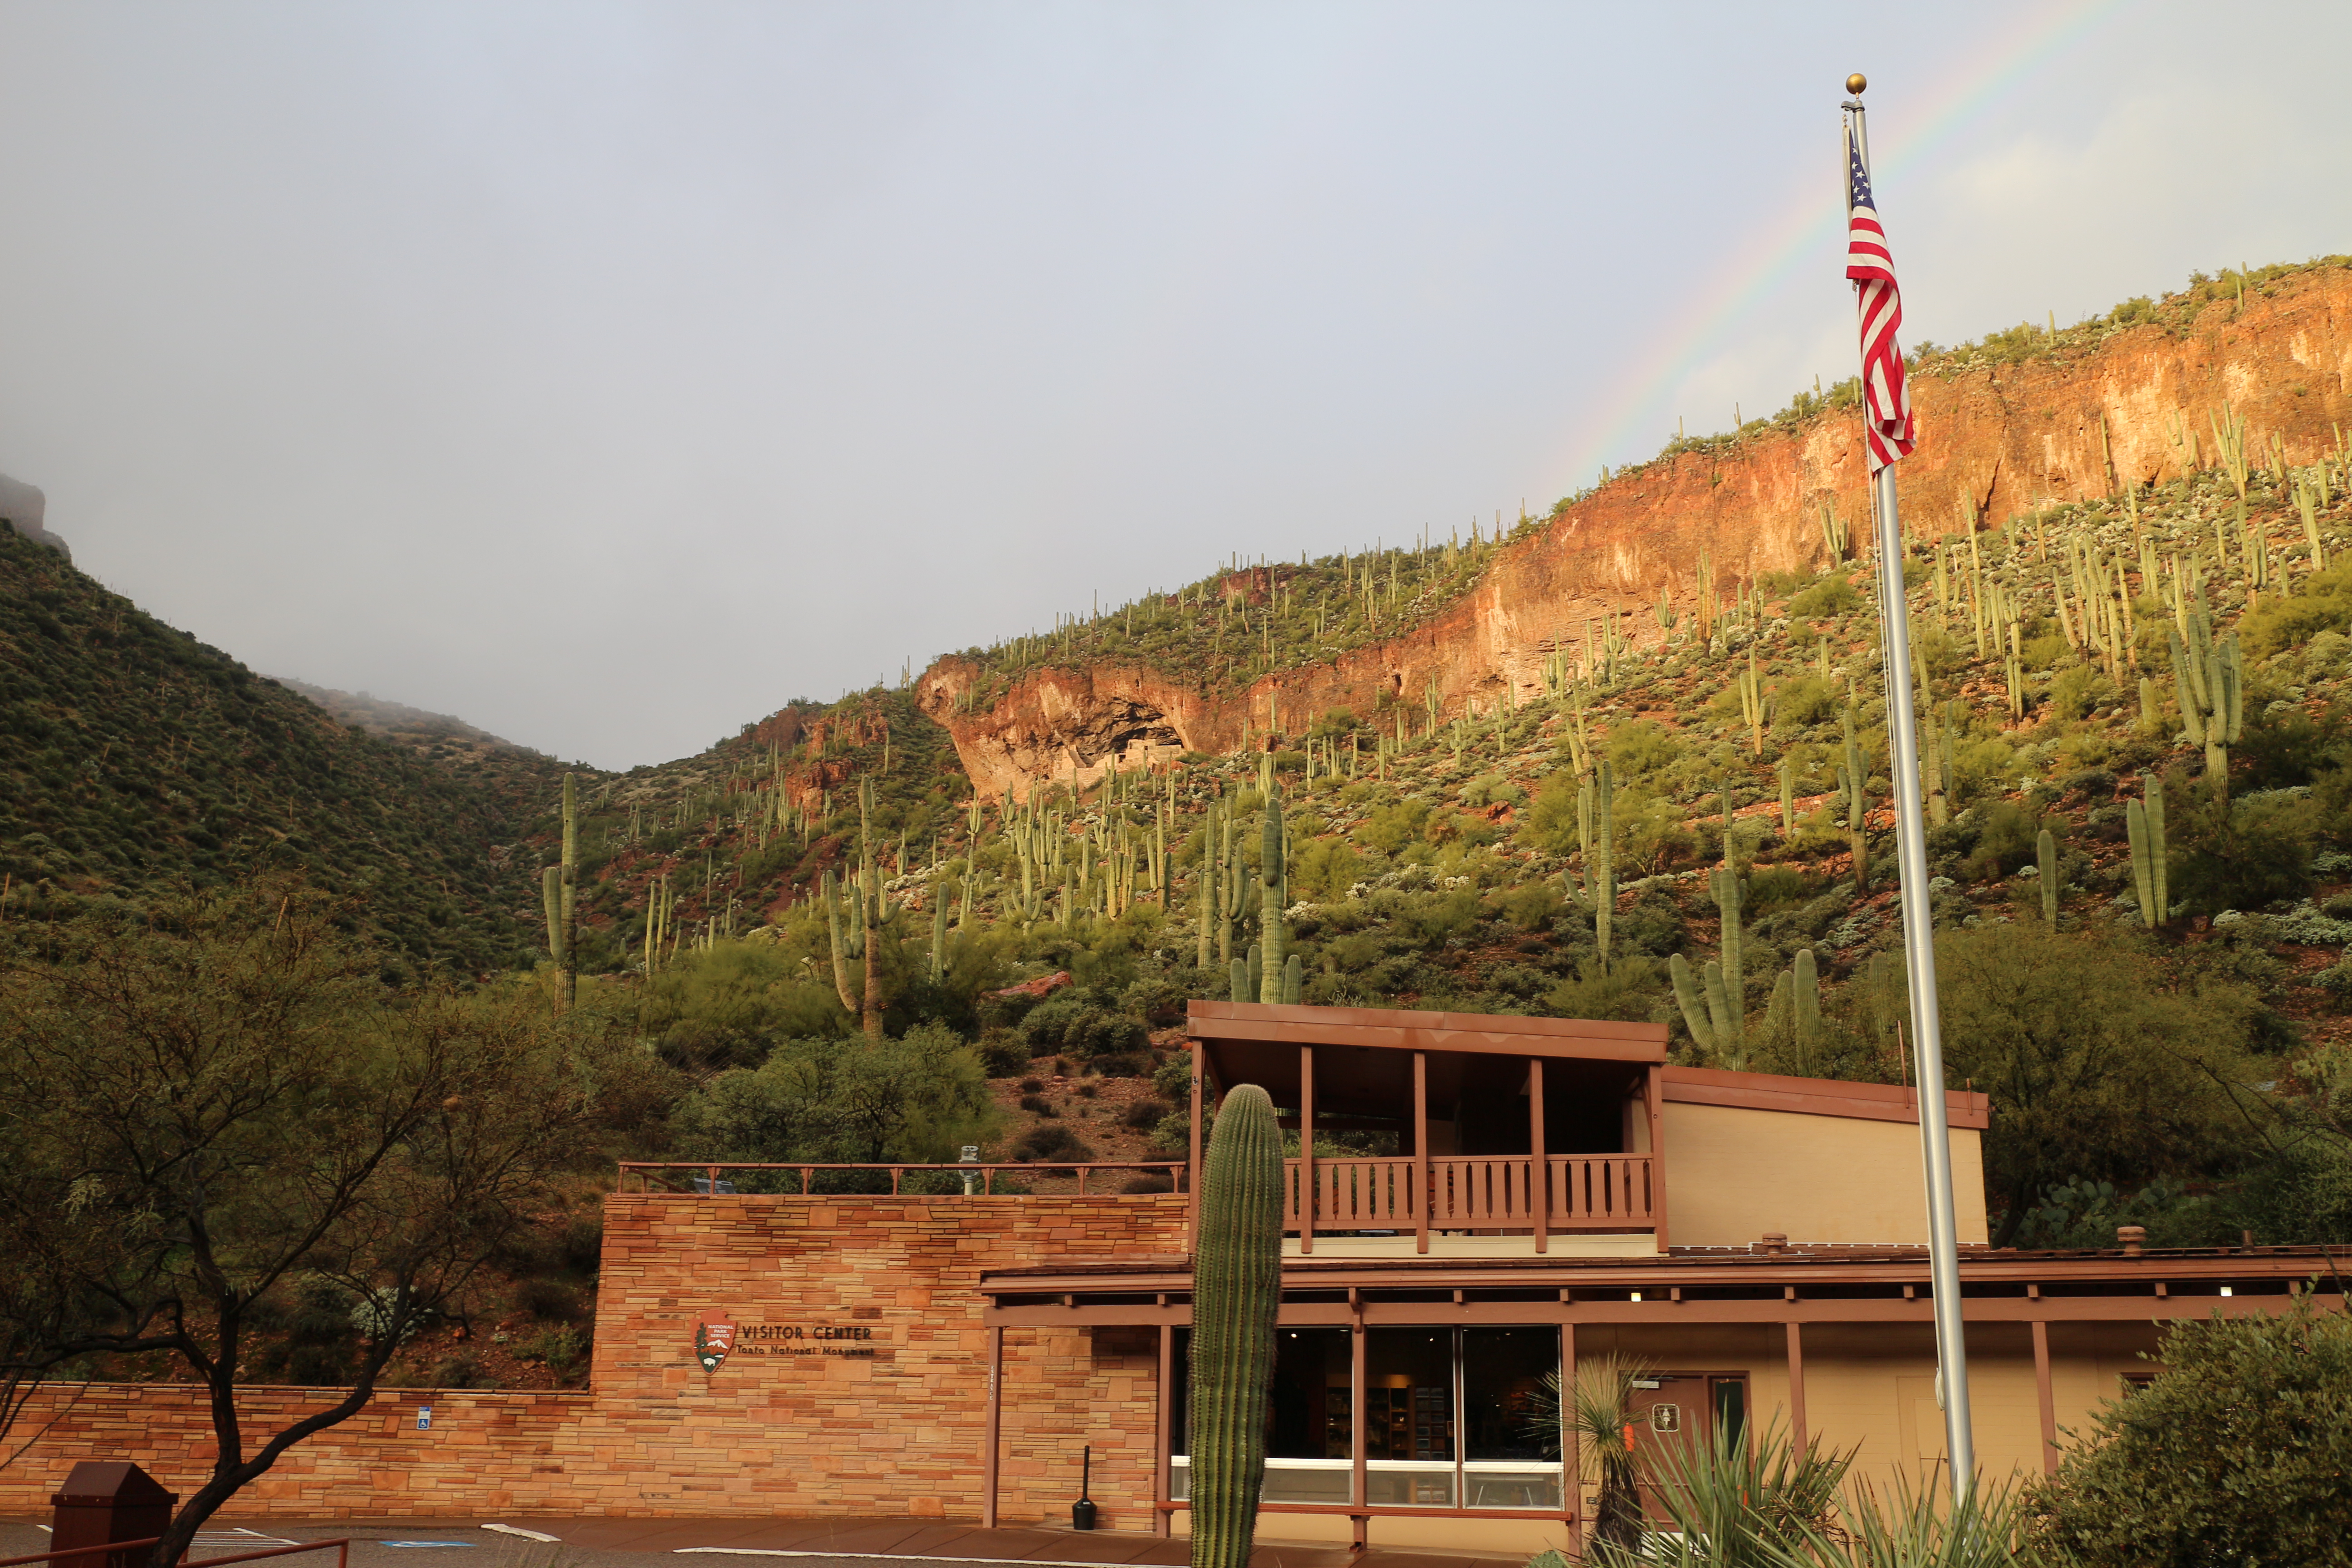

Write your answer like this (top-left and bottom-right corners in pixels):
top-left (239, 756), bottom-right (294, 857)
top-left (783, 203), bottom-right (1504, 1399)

top-left (1154, 1323), bottom-right (1174, 1535)
top-left (1350, 1300), bottom-right (1368, 1515)
top-left (1413, 1051), bottom-right (1431, 1255)
top-left (1643, 1063), bottom-right (1670, 1249)
top-left (1561, 1320), bottom-right (1580, 1560)
top-left (2032, 1319), bottom-right (2059, 1474)
top-left (1785, 1321), bottom-right (1808, 1453)
top-left (1300, 1044), bottom-right (1316, 1254)
top-left (1529, 1057), bottom-right (1548, 1255)
top-left (983, 1325), bottom-right (1004, 1528)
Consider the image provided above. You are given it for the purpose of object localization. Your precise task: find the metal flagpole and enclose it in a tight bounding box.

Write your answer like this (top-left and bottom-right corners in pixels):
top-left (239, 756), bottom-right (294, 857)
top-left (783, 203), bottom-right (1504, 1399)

top-left (1842, 72), bottom-right (1977, 1499)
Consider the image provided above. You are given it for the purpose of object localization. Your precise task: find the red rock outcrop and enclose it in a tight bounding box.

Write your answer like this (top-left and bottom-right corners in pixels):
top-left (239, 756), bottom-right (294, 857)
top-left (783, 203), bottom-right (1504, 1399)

top-left (922, 268), bottom-right (2352, 799)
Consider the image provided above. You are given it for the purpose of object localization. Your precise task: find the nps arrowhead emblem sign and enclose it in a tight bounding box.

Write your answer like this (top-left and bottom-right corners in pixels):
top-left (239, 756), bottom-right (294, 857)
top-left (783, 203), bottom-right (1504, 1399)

top-left (694, 1316), bottom-right (735, 1373)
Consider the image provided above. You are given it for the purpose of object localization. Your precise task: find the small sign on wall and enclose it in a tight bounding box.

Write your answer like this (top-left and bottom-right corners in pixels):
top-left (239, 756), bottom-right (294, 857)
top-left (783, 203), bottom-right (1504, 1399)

top-left (416, 1407), bottom-right (432, 1431)
top-left (696, 1317), bottom-right (735, 1373)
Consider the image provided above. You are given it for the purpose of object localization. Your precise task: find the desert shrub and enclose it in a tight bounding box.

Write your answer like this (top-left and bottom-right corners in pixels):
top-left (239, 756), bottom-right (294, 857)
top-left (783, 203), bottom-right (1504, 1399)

top-left (975, 1029), bottom-right (1029, 1077)
top-left (2167, 787), bottom-right (2320, 914)
top-left (1541, 955), bottom-right (1663, 1023)
top-left (1118, 976), bottom-right (1188, 1026)
top-left (1935, 921), bottom-right (2263, 1244)
top-left (2239, 557), bottom-right (2352, 657)
top-left (1614, 787), bottom-right (1695, 873)
top-left (1498, 880), bottom-right (1566, 931)
top-left (1012, 1122), bottom-right (1093, 1163)
top-left (2234, 698), bottom-right (2352, 790)
top-left (1521, 772), bottom-right (1584, 856)
top-left (1088, 1053), bottom-right (1147, 1078)
top-left (1120, 1097), bottom-right (1175, 1130)
top-left (1770, 673), bottom-right (1839, 729)
top-left (2025, 1294), bottom-right (2352, 1568)
top-left (1785, 574), bottom-right (1858, 618)
top-left (513, 1277), bottom-right (584, 1323)
top-left (1119, 1173), bottom-right (1176, 1194)
top-left (1458, 773), bottom-right (1522, 807)
top-left (1395, 889), bottom-right (1482, 950)
top-left (1742, 864), bottom-right (1808, 910)
top-left (1151, 1054), bottom-right (1192, 1102)
top-left (672, 1023), bottom-right (998, 1166)
top-left (1019, 990), bottom-right (1150, 1062)
top-left (1356, 798), bottom-right (1431, 853)
top-left (1017, 1093), bottom-right (1055, 1116)
top-left (1291, 836), bottom-right (1363, 901)
top-left (1958, 799), bottom-right (2043, 882)
top-left (558, 1213), bottom-right (603, 1273)
top-left (2047, 663), bottom-right (2119, 720)
top-left (428, 1353), bottom-right (490, 1389)
top-left (1605, 719), bottom-right (1681, 778)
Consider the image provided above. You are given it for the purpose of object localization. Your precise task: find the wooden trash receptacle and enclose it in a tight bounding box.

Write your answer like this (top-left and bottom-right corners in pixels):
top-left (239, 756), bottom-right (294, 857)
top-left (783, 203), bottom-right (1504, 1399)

top-left (49, 1461), bottom-right (176, 1568)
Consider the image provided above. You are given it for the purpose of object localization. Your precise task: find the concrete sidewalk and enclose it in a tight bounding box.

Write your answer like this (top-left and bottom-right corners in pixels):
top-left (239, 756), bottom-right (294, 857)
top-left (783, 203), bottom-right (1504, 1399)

top-left (1, 1518), bottom-right (1532, 1568)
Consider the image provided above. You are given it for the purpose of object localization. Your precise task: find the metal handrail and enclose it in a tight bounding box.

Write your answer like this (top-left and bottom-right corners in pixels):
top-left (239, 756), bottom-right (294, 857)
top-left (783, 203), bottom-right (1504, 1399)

top-left (1, 1540), bottom-right (349, 1568)
top-left (617, 1159), bottom-right (1188, 1196)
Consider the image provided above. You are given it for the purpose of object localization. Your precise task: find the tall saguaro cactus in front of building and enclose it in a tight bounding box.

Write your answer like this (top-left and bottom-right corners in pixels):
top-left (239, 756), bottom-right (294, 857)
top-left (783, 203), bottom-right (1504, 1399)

top-left (1189, 1083), bottom-right (1284, 1568)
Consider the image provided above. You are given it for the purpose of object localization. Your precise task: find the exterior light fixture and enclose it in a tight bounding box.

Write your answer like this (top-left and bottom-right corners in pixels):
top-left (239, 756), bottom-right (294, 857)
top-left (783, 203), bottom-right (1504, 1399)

top-left (1629, 1291), bottom-right (1643, 1303)
top-left (2220, 1286), bottom-right (2233, 1297)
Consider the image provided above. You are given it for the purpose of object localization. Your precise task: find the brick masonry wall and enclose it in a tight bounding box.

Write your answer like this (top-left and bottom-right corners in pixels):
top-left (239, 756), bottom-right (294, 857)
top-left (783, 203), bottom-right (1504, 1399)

top-left (0, 1194), bottom-right (1191, 1524)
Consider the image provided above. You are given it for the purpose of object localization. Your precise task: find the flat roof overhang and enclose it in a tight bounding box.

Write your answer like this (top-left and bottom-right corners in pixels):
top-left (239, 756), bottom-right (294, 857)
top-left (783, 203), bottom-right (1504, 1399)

top-left (977, 1246), bottom-right (2350, 1327)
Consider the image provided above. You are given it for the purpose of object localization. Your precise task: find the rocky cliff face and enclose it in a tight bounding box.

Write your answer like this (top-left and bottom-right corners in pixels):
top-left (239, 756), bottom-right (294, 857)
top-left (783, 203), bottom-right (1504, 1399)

top-left (922, 266), bottom-right (2352, 799)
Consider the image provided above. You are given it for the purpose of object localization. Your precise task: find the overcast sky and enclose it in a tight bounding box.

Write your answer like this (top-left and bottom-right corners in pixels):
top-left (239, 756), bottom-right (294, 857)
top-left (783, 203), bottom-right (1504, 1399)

top-left (3, 2), bottom-right (2347, 768)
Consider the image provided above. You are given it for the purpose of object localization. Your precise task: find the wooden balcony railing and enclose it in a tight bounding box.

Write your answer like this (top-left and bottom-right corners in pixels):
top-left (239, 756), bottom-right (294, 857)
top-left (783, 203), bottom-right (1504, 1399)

top-left (1281, 1154), bottom-right (1655, 1235)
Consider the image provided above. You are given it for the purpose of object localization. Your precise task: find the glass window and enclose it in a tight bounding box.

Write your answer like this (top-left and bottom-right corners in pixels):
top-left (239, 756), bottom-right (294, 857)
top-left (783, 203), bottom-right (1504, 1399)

top-left (1713, 1377), bottom-right (1748, 1451)
top-left (1365, 1328), bottom-right (1456, 1505)
top-left (1269, 1328), bottom-right (1352, 1459)
top-left (1170, 1323), bottom-right (1565, 1512)
top-left (1463, 1327), bottom-right (1563, 1509)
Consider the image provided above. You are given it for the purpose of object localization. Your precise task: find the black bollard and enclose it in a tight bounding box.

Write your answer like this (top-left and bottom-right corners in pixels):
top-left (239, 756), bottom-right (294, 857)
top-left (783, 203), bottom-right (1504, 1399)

top-left (1071, 1444), bottom-right (1097, 1530)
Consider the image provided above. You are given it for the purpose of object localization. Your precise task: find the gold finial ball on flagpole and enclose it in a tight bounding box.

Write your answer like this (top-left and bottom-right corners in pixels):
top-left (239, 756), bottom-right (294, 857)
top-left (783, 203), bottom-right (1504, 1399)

top-left (1847, 73), bottom-right (1867, 95)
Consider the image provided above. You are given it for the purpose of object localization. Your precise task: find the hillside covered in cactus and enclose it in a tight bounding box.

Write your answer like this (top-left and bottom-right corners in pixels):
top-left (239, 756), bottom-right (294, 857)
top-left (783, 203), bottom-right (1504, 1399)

top-left (12, 258), bottom-right (2352, 1264)
top-left (483, 256), bottom-right (2352, 1251)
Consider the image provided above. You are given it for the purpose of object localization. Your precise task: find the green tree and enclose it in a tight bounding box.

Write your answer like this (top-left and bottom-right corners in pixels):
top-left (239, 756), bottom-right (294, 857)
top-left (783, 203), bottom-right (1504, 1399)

top-left (671, 1023), bottom-right (999, 1183)
top-left (0, 880), bottom-right (661, 1568)
top-left (2026, 1292), bottom-right (2352, 1567)
top-left (1932, 921), bottom-right (2263, 1245)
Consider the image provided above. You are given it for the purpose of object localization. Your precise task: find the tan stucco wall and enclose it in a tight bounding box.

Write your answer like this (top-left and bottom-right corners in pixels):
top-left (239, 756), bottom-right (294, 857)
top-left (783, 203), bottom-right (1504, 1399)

top-left (1568, 1320), bottom-right (2163, 1498)
top-left (1662, 1101), bottom-right (1990, 1247)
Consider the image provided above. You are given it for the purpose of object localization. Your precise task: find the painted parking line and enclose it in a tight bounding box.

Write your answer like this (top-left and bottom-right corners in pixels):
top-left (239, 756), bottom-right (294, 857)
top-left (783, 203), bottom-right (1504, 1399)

top-left (674, 1553), bottom-right (1161, 1568)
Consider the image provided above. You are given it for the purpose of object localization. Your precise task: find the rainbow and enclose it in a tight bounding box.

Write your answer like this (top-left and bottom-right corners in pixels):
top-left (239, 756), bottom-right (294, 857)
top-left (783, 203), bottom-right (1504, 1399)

top-left (1562, 0), bottom-right (2126, 488)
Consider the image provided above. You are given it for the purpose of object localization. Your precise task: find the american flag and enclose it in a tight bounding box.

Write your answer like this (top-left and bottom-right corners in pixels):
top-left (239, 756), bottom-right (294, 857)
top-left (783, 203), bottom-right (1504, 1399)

top-left (1846, 122), bottom-right (1915, 471)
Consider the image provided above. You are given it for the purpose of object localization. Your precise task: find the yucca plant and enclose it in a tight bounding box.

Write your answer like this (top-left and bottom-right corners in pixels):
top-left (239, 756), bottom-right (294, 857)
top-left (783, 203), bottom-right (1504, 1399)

top-left (1804, 1471), bottom-right (2038, 1568)
top-left (1593, 1419), bottom-right (1851, 1568)
top-left (1520, 1357), bottom-right (1650, 1558)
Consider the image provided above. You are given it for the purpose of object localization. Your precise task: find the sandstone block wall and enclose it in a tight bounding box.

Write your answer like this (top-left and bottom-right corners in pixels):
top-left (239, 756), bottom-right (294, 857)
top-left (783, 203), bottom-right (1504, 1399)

top-left (0, 1194), bottom-right (1190, 1524)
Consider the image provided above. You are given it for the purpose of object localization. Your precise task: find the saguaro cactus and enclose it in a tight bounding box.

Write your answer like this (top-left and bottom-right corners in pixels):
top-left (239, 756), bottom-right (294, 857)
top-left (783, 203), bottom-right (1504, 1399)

top-left (1792, 948), bottom-right (1820, 1071)
top-left (2170, 616), bottom-right (2243, 792)
top-left (1710, 867), bottom-right (1746, 1038)
top-left (1259, 783), bottom-right (1288, 1004)
top-left (2037, 828), bottom-right (2059, 923)
top-left (1839, 705), bottom-right (1870, 891)
top-left (1189, 1083), bottom-right (1284, 1568)
top-left (2127, 776), bottom-right (2169, 928)
top-left (1593, 763), bottom-right (1617, 970)
top-left (540, 773), bottom-right (580, 1011)
top-left (1669, 953), bottom-right (1741, 1066)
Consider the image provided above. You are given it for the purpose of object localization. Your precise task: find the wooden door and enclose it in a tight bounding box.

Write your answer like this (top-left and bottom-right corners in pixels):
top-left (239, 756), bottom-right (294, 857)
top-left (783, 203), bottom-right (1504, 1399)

top-left (1627, 1372), bottom-right (1748, 1525)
